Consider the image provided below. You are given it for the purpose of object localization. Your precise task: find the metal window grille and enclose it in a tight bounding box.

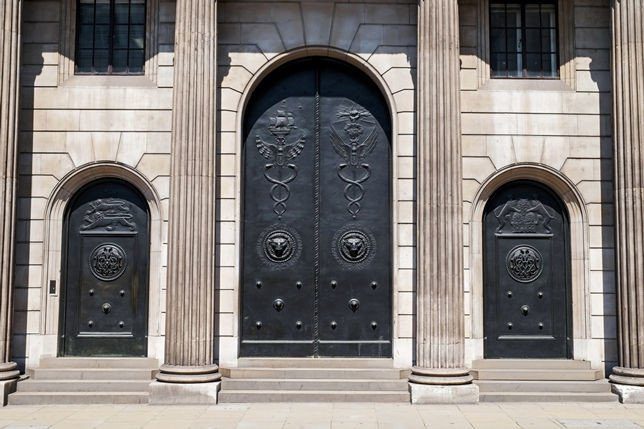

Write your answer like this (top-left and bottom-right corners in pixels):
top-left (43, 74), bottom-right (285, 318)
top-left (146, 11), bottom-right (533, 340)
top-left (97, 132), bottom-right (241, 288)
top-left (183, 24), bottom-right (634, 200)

top-left (75, 0), bottom-right (146, 75)
top-left (490, 0), bottom-right (559, 78)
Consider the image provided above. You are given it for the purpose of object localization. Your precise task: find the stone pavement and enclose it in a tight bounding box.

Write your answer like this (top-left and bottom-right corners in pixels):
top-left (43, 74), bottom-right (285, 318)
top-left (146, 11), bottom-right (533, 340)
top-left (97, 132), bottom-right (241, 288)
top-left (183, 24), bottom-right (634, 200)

top-left (0, 402), bottom-right (644, 429)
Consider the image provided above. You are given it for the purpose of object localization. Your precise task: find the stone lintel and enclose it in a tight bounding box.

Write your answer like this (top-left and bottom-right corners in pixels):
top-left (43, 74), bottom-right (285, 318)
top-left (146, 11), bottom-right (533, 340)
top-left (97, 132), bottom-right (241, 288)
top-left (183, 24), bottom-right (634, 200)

top-left (149, 381), bottom-right (221, 405)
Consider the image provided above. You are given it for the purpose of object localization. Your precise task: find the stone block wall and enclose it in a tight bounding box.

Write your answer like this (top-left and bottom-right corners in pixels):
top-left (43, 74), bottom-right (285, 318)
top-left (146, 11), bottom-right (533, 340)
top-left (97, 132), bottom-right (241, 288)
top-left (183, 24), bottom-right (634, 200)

top-left (459, 0), bottom-right (615, 371)
top-left (216, 0), bottom-right (417, 367)
top-left (14, 0), bottom-right (176, 369)
top-left (13, 0), bottom-right (615, 372)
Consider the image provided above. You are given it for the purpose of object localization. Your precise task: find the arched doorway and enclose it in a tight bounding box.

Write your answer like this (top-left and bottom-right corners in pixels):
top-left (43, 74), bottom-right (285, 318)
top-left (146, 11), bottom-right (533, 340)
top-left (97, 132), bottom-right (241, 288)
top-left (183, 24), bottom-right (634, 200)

top-left (483, 180), bottom-right (572, 358)
top-left (241, 57), bottom-right (392, 357)
top-left (59, 179), bottom-right (150, 357)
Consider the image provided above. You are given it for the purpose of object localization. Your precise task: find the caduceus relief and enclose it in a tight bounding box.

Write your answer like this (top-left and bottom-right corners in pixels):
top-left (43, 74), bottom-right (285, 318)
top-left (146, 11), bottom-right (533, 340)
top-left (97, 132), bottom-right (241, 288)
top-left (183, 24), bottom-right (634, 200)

top-left (256, 107), bottom-right (305, 219)
top-left (330, 105), bottom-right (378, 218)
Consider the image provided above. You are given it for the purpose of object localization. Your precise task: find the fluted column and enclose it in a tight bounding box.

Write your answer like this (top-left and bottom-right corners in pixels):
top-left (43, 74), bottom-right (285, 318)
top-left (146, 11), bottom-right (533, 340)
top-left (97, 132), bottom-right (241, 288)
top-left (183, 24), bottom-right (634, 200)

top-left (151, 0), bottom-right (220, 403)
top-left (608, 0), bottom-right (644, 404)
top-left (409, 0), bottom-right (477, 404)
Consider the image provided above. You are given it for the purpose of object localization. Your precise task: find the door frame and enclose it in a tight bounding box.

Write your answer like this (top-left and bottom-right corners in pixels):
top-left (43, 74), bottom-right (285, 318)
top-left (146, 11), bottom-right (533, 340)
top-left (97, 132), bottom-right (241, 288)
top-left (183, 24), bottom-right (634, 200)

top-left (238, 55), bottom-right (394, 358)
top-left (228, 48), bottom-right (406, 366)
top-left (37, 163), bottom-right (164, 362)
top-left (482, 178), bottom-right (573, 359)
top-left (468, 165), bottom-right (594, 366)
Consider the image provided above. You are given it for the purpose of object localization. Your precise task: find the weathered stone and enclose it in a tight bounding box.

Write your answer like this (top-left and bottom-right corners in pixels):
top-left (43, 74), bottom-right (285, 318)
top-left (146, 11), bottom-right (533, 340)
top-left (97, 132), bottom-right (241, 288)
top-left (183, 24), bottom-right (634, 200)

top-left (410, 383), bottom-right (479, 404)
top-left (149, 381), bottom-right (221, 405)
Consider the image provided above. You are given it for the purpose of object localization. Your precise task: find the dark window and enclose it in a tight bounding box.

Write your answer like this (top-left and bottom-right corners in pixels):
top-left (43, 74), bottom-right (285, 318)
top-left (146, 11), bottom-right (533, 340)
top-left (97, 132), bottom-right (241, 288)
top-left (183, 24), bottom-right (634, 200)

top-left (75, 0), bottom-right (146, 75)
top-left (490, 0), bottom-right (558, 78)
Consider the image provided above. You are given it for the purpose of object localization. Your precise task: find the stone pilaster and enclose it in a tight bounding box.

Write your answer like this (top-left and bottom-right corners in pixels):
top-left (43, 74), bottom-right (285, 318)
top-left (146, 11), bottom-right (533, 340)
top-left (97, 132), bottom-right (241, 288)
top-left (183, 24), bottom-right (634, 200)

top-left (409, 0), bottom-right (477, 404)
top-left (609, 0), bottom-right (644, 404)
top-left (150, 0), bottom-right (221, 405)
top-left (0, 0), bottom-right (23, 406)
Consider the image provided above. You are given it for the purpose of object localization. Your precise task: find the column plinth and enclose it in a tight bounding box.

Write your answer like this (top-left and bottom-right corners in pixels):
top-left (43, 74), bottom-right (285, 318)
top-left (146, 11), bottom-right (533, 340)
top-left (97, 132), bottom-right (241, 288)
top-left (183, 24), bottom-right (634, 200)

top-left (411, 0), bottom-right (477, 404)
top-left (150, 0), bottom-right (221, 404)
top-left (609, 0), bottom-right (644, 404)
top-left (0, 0), bottom-right (23, 406)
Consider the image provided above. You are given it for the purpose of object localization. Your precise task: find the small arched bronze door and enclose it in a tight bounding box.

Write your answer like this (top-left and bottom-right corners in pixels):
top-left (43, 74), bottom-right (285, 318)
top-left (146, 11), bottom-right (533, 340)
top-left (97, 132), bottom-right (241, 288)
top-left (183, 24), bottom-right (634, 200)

top-left (60, 180), bottom-right (150, 356)
top-left (484, 181), bottom-right (571, 358)
top-left (241, 58), bottom-right (392, 357)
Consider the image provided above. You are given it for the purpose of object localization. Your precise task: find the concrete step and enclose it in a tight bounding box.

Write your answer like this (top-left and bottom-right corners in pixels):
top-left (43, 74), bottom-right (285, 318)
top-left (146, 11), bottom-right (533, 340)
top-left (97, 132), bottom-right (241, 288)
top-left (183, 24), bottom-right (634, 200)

top-left (16, 379), bottom-right (151, 393)
top-left (236, 358), bottom-right (394, 369)
top-left (38, 357), bottom-right (158, 369)
top-left (8, 391), bottom-right (149, 405)
top-left (221, 378), bottom-right (408, 391)
top-left (218, 390), bottom-right (410, 403)
top-left (222, 368), bottom-right (408, 380)
top-left (29, 368), bottom-right (157, 380)
top-left (474, 379), bottom-right (611, 393)
top-left (479, 392), bottom-right (617, 402)
top-left (471, 368), bottom-right (601, 381)
top-left (471, 359), bottom-right (591, 370)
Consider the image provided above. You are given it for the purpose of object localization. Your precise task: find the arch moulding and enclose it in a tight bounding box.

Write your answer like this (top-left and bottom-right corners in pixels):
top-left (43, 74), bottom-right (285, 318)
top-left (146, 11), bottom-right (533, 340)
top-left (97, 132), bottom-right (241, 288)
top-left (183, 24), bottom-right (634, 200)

top-left (37, 162), bottom-right (165, 363)
top-left (467, 163), bottom-right (594, 366)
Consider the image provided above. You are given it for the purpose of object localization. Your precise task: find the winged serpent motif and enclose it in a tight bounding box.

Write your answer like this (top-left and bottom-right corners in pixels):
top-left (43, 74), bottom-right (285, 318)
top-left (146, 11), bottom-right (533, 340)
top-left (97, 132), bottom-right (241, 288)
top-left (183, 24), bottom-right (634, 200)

top-left (330, 106), bottom-right (378, 219)
top-left (255, 108), bottom-right (306, 219)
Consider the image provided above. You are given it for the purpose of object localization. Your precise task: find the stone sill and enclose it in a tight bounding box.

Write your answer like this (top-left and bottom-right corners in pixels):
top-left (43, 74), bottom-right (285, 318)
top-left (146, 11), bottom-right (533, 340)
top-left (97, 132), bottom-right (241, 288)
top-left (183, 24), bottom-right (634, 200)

top-left (62, 75), bottom-right (157, 89)
top-left (480, 78), bottom-right (572, 92)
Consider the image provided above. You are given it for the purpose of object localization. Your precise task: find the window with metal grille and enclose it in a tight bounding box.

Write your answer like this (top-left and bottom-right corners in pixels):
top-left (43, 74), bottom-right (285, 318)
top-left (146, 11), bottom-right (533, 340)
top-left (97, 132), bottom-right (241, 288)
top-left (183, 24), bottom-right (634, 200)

top-left (75, 0), bottom-right (146, 75)
top-left (490, 0), bottom-right (559, 78)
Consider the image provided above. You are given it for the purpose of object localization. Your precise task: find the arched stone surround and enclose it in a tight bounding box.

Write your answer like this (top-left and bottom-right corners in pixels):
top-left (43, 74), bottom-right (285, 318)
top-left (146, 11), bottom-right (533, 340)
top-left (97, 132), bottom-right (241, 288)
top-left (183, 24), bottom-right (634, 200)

top-left (220, 44), bottom-right (412, 367)
top-left (38, 163), bottom-right (165, 362)
top-left (467, 164), bottom-right (596, 367)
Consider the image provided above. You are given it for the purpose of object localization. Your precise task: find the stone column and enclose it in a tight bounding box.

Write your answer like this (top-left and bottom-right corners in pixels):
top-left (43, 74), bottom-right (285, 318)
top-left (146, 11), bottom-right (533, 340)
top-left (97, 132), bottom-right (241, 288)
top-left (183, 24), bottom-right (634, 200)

top-left (149, 0), bottom-right (221, 405)
top-left (0, 0), bottom-right (23, 406)
top-left (409, 0), bottom-right (477, 404)
top-left (608, 0), bottom-right (644, 404)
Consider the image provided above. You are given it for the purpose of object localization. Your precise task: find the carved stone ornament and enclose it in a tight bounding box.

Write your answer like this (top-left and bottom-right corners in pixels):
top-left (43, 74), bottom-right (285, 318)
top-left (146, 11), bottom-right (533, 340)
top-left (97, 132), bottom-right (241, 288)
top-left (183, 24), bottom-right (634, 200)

top-left (494, 197), bottom-right (554, 234)
top-left (332, 226), bottom-right (376, 268)
top-left (257, 225), bottom-right (302, 268)
top-left (81, 199), bottom-right (137, 232)
top-left (256, 103), bottom-right (306, 219)
top-left (89, 243), bottom-right (127, 281)
top-left (330, 105), bottom-right (378, 219)
top-left (506, 245), bottom-right (543, 283)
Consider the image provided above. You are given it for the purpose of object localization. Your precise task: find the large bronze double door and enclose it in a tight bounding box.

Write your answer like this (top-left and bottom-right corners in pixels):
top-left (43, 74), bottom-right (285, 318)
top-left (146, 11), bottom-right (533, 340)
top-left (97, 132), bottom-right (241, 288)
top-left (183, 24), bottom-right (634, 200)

top-left (241, 58), bottom-right (392, 357)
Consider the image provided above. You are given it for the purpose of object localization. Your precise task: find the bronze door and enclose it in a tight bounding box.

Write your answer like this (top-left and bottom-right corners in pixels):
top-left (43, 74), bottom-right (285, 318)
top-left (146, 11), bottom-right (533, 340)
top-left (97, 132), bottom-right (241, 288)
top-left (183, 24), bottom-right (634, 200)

top-left (241, 58), bottom-right (392, 357)
top-left (483, 181), bottom-right (571, 358)
top-left (60, 180), bottom-right (150, 356)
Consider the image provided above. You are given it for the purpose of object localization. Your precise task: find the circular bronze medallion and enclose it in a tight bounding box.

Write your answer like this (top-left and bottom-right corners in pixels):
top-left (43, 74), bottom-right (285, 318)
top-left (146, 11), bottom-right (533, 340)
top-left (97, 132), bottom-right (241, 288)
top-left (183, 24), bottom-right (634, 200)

top-left (506, 245), bottom-right (543, 283)
top-left (257, 226), bottom-right (302, 268)
top-left (89, 243), bottom-right (127, 281)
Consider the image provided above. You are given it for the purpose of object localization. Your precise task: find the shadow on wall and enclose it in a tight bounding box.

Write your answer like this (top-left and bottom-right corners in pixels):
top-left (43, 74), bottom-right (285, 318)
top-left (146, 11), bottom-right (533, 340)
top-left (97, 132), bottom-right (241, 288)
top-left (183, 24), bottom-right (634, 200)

top-left (12, 9), bottom-right (45, 372)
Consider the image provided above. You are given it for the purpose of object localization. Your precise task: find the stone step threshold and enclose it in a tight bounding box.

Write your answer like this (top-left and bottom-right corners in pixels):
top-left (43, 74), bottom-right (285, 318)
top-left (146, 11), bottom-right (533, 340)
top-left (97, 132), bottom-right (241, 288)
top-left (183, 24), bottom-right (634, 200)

top-left (479, 391), bottom-right (617, 402)
top-left (16, 379), bottom-right (152, 392)
top-left (218, 390), bottom-right (410, 403)
top-left (223, 368), bottom-right (408, 380)
top-left (221, 378), bottom-right (409, 391)
top-left (474, 379), bottom-right (611, 393)
top-left (8, 392), bottom-right (149, 405)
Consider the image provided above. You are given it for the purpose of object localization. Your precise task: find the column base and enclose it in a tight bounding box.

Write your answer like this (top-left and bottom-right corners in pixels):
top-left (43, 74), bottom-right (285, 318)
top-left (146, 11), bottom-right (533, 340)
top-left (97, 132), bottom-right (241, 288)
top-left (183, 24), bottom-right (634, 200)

top-left (0, 362), bottom-right (20, 406)
top-left (156, 364), bottom-right (222, 383)
top-left (409, 367), bottom-right (478, 404)
top-left (610, 367), bottom-right (644, 403)
top-left (149, 380), bottom-right (221, 405)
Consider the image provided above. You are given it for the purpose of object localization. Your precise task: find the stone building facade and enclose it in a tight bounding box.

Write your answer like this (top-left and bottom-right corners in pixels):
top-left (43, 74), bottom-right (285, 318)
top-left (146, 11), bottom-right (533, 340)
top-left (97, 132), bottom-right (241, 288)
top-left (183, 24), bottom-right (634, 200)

top-left (0, 0), bottom-right (642, 404)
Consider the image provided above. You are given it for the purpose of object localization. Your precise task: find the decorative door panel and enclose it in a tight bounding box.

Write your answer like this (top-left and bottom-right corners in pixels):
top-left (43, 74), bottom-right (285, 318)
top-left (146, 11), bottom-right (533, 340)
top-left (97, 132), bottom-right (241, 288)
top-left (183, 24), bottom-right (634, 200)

top-left (483, 181), bottom-right (571, 358)
top-left (61, 180), bottom-right (150, 357)
top-left (241, 58), bottom-right (392, 357)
